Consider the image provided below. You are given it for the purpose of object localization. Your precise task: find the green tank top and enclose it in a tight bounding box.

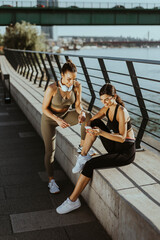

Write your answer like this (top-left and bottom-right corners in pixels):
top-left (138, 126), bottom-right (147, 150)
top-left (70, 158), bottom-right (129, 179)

top-left (50, 87), bottom-right (76, 109)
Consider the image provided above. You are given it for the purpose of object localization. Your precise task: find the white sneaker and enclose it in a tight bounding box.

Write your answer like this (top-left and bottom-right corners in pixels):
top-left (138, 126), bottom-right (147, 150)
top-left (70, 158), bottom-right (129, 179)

top-left (72, 153), bottom-right (91, 174)
top-left (48, 179), bottom-right (60, 194)
top-left (56, 197), bottom-right (81, 214)
top-left (77, 145), bottom-right (97, 156)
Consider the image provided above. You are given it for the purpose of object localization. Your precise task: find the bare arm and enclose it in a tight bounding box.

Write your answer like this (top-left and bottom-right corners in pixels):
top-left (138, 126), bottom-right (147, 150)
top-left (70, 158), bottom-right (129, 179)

top-left (87, 106), bottom-right (107, 126)
top-left (74, 81), bottom-right (88, 123)
top-left (42, 83), bottom-right (58, 121)
top-left (42, 83), bottom-right (70, 128)
top-left (90, 106), bottom-right (128, 143)
top-left (74, 81), bottom-right (83, 114)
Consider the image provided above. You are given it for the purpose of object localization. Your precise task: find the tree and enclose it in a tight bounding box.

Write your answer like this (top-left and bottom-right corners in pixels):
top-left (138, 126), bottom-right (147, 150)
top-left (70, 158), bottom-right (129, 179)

top-left (3, 21), bottom-right (46, 51)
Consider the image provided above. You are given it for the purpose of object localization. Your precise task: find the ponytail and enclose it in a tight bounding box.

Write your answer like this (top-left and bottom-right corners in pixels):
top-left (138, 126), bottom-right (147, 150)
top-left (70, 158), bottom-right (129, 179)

top-left (116, 94), bottom-right (125, 107)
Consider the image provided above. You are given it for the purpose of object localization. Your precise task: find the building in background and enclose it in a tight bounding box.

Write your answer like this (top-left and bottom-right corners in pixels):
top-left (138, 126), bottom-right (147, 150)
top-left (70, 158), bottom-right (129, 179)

top-left (37, 0), bottom-right (58, 40)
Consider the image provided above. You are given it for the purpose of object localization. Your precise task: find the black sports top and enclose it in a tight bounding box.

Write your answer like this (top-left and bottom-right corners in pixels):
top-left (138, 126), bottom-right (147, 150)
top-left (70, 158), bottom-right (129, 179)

top-left (106, 104), bottom-right (132, 133)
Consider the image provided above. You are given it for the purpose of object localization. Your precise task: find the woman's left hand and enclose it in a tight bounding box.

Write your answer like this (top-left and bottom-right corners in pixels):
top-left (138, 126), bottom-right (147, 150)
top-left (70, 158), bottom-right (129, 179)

top-left (78, 111), bottom-right (86, 123)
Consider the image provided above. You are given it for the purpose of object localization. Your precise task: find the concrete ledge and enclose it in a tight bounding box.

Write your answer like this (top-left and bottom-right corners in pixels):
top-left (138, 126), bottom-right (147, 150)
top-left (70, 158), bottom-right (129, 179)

top-left (55, 126), bottom-right (160, 240)
top-left (1, 56), bottom-right (160, 240)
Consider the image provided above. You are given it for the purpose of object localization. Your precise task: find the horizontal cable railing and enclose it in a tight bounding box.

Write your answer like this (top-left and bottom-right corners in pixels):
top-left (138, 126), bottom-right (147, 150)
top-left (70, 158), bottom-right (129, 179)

top-left (4, 48), bottom-right (160, 153)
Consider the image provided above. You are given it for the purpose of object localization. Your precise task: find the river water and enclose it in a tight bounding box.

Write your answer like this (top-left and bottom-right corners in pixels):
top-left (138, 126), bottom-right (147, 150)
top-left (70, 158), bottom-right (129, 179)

top-left (63, 47), bottom-right (160, 139)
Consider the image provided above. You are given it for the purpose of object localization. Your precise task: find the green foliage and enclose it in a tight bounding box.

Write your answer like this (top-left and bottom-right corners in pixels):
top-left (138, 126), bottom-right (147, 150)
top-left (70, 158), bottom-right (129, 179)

top-left (3, 21), bottom-right (46, 51)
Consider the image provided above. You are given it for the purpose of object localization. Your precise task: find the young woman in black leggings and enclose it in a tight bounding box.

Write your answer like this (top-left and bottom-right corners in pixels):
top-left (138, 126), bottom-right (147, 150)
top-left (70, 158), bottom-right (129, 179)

top-left (56, 83), bottom-right (136, 214)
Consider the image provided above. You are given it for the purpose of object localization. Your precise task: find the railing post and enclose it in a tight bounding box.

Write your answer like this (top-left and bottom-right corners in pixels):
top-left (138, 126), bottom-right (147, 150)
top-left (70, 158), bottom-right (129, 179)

top-left (46, 54), bottom-right (58, 85)
top-left (15, 51), bottom-right (20, 74)
top-left (54, 54), bottom-right (62, 73)
top-left (64, 55), bottom-right (69, 61)
top-left (39, 53), bottom-right (50, 90)
top-left (98, 58), bottom-right (110, 83)
top-left (12, 51), bottom-right (18, 71)
top-left (126, 61), bottom-right (149, 150)
top-left (79, 57), bottom-right (96, 112)
top-left (19, 52), bottom-right (25, 75)
top-left (26, 52), bottom-right (34, 82)
top-left (29, 52), bottom-right (38, 84)
top-left (15, 52), bottom-right (20, 73)
top-left (7, 50), bottom-right (17, 72)
top-left (34, 53), bottom-right (44, 87)
top-left (14, 51), bottom-right (20, 72)
top-left (25, 52), bottom-right (31, 79)
top-left (21, 52), bottom-right (27, 76)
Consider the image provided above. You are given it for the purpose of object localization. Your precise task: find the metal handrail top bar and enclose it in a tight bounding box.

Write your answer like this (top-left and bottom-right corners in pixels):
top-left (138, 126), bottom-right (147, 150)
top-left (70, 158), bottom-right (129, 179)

top-left (6, 48), bottom-right (160, 65)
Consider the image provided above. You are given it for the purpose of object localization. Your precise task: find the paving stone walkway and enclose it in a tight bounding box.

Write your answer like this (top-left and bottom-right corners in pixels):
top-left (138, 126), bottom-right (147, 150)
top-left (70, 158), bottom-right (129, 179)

top-left (0, 79), bottom-right (111, 240)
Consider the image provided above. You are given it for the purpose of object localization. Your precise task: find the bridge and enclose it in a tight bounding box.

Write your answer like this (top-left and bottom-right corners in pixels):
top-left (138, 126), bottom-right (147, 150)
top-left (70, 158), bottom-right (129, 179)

top-left (1, 2), bottom-right (160, 26)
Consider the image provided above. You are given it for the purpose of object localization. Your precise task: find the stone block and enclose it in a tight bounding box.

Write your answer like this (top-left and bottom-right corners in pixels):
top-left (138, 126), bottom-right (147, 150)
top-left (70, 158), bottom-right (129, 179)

top-left (118, 194), bottom-right (160, 240)
top-left (142, 184), bottom-right (160, 203)
top-left (81, 182), bottom-right (119, 240)
top-left (134, 151), bottom-right (160, 181)
top-left (91, 170), bottom-right (120, 217)
top-left (119, 161), bottom-right (157, 185)
top-left (118, 187), bottom-right (160, 235)
top-left (10, 206), bottom-right (95, 233)
top-left (98, 168), bottom-right (134, 190)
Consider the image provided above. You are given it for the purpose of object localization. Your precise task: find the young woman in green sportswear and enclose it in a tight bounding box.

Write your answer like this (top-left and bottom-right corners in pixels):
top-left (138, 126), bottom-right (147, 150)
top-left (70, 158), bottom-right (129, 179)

top-left (41, 59), bottom-right (91, 193)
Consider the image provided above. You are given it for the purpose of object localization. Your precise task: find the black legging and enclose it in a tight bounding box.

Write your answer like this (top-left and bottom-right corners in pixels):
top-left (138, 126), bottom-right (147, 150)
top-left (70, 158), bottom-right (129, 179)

top-left (81, 119), bottom-right (135, 178)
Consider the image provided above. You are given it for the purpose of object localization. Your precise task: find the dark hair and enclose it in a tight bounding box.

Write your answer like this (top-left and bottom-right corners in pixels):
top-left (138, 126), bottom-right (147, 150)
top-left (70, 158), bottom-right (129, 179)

top-left (61, 59), bottom-right (77, 75)
top-left (99, 83), bottom-right (125, 107)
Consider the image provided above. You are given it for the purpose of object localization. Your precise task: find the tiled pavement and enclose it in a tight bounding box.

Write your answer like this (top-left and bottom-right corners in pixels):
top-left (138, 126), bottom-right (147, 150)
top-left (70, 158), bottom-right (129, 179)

top-left (0, 80), bottom-right (111, 240)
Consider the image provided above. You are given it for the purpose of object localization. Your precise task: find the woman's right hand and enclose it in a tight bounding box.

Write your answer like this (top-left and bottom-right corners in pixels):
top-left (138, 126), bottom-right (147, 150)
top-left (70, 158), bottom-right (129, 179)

top-left (56, 117), bottom-right (70, 128)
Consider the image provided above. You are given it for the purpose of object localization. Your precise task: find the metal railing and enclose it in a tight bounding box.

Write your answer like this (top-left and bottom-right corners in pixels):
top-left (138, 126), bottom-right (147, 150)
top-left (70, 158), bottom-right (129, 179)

top-left (4, 48), bottom-right (160, 152)
top-left (1, 1), bottom-right (160, 9)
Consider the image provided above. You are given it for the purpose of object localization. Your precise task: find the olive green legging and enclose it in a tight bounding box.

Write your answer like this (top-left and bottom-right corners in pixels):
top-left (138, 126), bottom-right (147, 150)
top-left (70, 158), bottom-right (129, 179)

top-left (41, 109), bottom-right (92, 177)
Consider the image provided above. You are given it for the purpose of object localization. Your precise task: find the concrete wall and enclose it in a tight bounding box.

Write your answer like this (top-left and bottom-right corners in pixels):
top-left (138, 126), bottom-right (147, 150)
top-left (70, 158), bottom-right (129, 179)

top-left (1, 56), bottom-right (160, 240)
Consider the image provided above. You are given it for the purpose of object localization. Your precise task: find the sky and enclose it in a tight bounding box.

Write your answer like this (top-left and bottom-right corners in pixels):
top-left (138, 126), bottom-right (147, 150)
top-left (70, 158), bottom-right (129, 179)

top-left (1, 0), bottom-right (160, 40)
